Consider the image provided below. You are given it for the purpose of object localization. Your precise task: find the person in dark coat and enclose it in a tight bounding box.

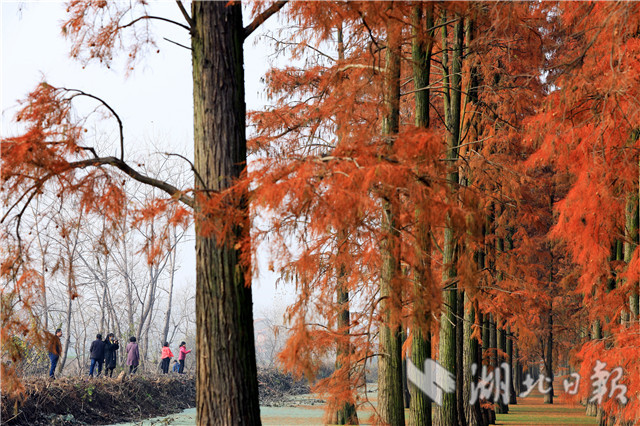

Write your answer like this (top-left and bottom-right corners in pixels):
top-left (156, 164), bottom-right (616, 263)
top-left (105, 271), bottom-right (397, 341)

top-left (126, 336), bottom-right (140, 374)
top-left (103, 333), bottom-right (119, 377)
top-left (47, 328), bottom-right (63, 379)
top-left (89, 334), bottom-right (106, 377)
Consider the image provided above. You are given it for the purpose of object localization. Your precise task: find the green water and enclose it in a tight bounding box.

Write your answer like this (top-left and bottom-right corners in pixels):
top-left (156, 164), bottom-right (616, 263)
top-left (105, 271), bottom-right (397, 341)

top-left (110, 406), bottom-right (329, 425)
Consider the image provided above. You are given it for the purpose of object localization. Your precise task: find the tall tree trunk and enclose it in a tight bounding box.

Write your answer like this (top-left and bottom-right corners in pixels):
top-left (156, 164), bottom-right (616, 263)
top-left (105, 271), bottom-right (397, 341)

top-left (437, 12), bottom-right (464, 426)
top-left (585, 320), bottom-right (600, 416)
top-left (332, 26), bottom-right (358, 425)
top-left (402, 328), bottom-right (411, 409)
top-left (507, 327), bottom-right (517, 404)
top-left (409, 6), bottom-right (434, 426)
top-left (464, 298), bottom-right (484, 426)
top-left (191, 3), bottom-right (260, 424)
top-left (161, 229), bottom-right (178, 345)
top-left (58, 292), bottom-right (73, 374)
top-left (378, 198), bottom-right (405, 426)
top-left (543, 311), bottom-right (554, 404)
top-left (481, 313), bottom-right (495, 425)
top-left (496, 321), bottom-right (509, 413)
top-left (514, 342), bottom-right (522, 396)
top-left (624, 181), bottom-right (639, 324)
top-left (457, 290), bottom-right (467, 426)
top-left (335, 282), bottom-right (358, 424)
top-left (377, 11), bottom-right (405, 425)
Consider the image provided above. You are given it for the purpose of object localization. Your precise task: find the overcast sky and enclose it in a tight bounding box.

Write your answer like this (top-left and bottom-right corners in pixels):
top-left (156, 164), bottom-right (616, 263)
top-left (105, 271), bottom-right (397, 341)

top-left (1, 1), bottom-right (294, 318)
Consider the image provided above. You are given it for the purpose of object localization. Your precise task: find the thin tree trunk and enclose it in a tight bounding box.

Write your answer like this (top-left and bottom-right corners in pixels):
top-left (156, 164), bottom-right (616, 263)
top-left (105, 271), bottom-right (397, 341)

top-left (409, 5), bottom-right (434, 425)
top-left (457, 290), bottom-right (467, 426)
top-left (481, 313), bottom-right (494, 425)
top-left (507, 327), bottom-right (517, 405)
top-left (464, 298), bottom-right (483, 426)
top-left (161, 229), bottom-right (178, 344)
top-left (332, 26), bottom-right (357, 425)
top-left (496, 321), bottom-right (509, 413)
top-left (58, 292), bottom-right (73, 374)
top-left (402, 328), bottom-right (411, 409)
top-left (624, 183), bottom-right (639, 324)
top-left (585, 320), bottom-right (599, 416)
top-left (544, 311), bottom-right (554, 404)
top-left (335, 283), bottom-right (358, 424)
top-left (377, 9), bottom-right (405, 425)
top-left (191, 3), bottom-right (260, 424)
top-left (437, 11), bottom-right (464, 426)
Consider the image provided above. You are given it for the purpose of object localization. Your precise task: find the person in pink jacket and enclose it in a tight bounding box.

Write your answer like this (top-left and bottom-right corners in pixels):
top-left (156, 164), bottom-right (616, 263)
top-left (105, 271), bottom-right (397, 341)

top-left (178, 341), bottom-right (192, 374)
top-left (160, 342), bottom-right (174, 374)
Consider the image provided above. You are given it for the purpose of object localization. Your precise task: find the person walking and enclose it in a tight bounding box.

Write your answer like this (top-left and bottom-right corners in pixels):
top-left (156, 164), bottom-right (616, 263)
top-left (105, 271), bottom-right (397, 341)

top-left (47, 328), bottom-right (63, 379)
top-left (89, 334), bottom-right (106, 377)
top-left (103, 333), bottom-right (119, 378)
top-left (126, 336), bottom-right (140, 374)
top-left (160, 342), bottom-right (174, 374)
top-left (178, 341), bottom-right (191, 374)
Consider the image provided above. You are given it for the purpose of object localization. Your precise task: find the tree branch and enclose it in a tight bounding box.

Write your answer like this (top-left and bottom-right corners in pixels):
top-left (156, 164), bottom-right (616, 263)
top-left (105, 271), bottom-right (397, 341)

top-left (120, 15), bottom-right (191, 32)
top-left (71, 157), bottom-right (194, 208)
top-left (174, 0), bottom-right (194, 29)
top-left (163, 37), bottom-right (192, 51)
top-left (336, 63), bottom-right (383, 74)
top-left (61, 87), bottom-right (125, 161)
top-left (162, 152), bottom-right (206, 189)
top-left (243, 1), bottom-right (289, 40)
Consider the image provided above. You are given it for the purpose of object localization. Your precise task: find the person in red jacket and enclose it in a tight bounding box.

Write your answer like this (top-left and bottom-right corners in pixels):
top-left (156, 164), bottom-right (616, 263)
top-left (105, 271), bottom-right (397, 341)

top-left (178, 341), bottom-right (192, 374)
top-left (160, 342), bottom-right (174, 374)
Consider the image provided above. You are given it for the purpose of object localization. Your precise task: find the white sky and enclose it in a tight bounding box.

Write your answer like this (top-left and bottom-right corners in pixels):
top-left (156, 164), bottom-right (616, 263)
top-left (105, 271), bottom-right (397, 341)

top-left (1, 1), bottom-right (294, 318)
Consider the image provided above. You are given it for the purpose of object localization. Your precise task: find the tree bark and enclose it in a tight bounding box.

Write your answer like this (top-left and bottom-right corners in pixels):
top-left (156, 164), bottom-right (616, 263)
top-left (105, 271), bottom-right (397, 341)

top-left (332, 26), bottom-right (358, 425)
top-left (543, 311), bottom-right (554, 404)
top-left (496, 321), bottom-right (509, 413)
top-left (507, 327), bottom-right (517, 405)
top-left (402, 328), bottom-right (411, 409)
top-left (464, 298), bottom-right (484, 426)
top-left (481, 313), bottom-right (495, 425)
top-left (457, 290), bottom-right (467, 426)
top-left (377, 9), bottom-right (405, 425)
top-left (334, 278), bottom-right (358, 425)
top-left (161, 228), bottom-right (179, 345)
top-left (624, 183), bottom-right (639, 324)
top-left (409, 6), bottom-right (434, 426)
top-left (191, 3), bottom-right (260, 424)
top-left (437, 12), bottom-right (464, 426)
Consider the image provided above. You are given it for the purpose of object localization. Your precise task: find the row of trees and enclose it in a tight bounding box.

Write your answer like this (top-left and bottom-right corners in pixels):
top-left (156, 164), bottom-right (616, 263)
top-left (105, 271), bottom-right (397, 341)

top-left (2, 1), bottom-right (639, 425)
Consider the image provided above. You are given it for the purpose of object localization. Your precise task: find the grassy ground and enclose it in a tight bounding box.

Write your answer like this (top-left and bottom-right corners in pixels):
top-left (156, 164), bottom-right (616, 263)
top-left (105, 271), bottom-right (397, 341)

top-left (494, 387), bottom-right (596, 426)
top-left (438, 377), bottom-right (597, 426)
top-left (259, 386), bottom-right (597, 426)
top-left (108, 381), bottom-right (598, 425)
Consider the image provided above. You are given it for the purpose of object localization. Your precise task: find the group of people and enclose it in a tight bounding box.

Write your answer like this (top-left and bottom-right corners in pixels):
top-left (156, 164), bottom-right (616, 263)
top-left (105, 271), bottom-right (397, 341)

top-left (88, 334), bottom-right (141, 377)
top-left (160, 341), bottom-right (191, 374)
top-left (47, 328), bottom-right (192, 378)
